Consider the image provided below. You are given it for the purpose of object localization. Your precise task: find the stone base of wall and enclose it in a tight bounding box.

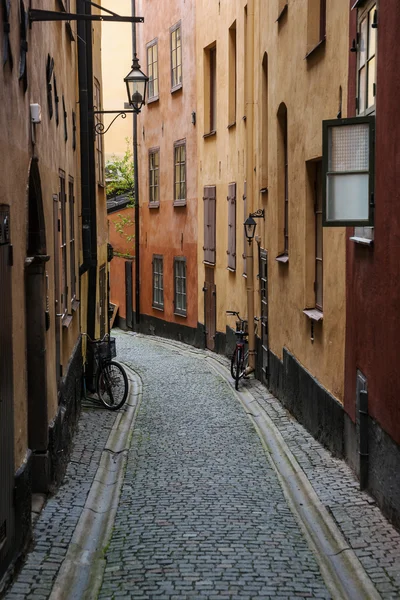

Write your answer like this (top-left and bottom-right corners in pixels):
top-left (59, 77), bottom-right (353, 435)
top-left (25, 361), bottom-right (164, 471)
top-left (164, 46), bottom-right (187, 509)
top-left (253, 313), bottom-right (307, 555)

top-left (267, 347), bottom-right (344, 457)
top-left (344, 413), bottom-right (400, 530)
top-left (129, 312), bottom-right (204, 349)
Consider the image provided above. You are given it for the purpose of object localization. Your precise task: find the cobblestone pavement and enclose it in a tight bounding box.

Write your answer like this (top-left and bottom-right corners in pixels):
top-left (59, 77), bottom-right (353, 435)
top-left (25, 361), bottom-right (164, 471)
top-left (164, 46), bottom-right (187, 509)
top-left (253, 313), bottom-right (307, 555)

top-left (5, 405), bottom-right (118, 600)
top-left (5, 331), bottom-right (400, 599)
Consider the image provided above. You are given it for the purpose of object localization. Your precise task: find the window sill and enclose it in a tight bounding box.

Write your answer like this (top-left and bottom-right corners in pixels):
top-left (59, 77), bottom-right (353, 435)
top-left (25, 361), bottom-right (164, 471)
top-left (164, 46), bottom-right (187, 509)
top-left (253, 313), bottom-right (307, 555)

top-left (152, 305), bottom-right (164, 312)
top-left (349, 236), bottom-right (374, 246)
top-left (305, 37), bottom-right (326, 60)
top-left (227, 121), bottom-right (236, 130)
top-left (276, 253), bottom-right (289, 264)
top-left (227, 267), bottom-right (236, 273)
top-left (71, 298), bottom-right (80, 312)
top-left (171, 83), bottom-right (183, 94)
top-left (203, 260), bottom-right (215, 267)
top-left (203, 130), bottom-right (216, 139)
top-left (147, 96), bottom-right (159, 105)
top-left (62, 314), bottom-right (73, 328)
top-left (173, 200), bottom-right (187, 207)
top-left (174, 311), bottom-right (187, 318)
top-left (276, 3), bottom-right (288, 22)
top-left (303, 308), bottom-right (323, 322)
top-left (260, 187), bottom-right (268, 194)
top-left (148, 202), bottom-right (160, 209)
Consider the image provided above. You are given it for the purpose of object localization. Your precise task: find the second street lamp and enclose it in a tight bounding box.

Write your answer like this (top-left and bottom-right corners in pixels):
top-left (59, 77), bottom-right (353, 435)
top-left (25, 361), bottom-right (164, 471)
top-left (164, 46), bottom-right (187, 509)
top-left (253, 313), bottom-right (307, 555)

top-left (124, 55), bottom-right (149, 114)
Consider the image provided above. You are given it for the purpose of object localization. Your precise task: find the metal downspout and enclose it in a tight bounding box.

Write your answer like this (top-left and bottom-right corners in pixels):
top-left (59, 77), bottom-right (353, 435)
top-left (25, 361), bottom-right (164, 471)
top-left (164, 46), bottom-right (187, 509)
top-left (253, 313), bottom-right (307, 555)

top-left (132, 0), bottom-right (140, 329)
top-left (246, 0), bottom-right (256, 372)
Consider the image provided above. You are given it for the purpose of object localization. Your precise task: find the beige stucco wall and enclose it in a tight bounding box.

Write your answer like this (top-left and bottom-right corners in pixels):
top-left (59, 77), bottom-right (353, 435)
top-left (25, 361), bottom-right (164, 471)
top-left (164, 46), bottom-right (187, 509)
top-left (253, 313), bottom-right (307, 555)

top-left (257, 0), bottom-right (348, 401)
top-left (196, 0), bottom-right (250, 333)
top-left (0, 0), bottom-right (82, 468)
top-left (197, 0), bottom-right (348, 402)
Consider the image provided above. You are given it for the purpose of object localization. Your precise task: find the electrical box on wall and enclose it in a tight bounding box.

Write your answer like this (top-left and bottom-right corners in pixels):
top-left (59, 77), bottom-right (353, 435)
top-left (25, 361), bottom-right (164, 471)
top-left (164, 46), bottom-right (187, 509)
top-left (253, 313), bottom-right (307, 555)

top-left (30, 104), bottom-right (42, 124)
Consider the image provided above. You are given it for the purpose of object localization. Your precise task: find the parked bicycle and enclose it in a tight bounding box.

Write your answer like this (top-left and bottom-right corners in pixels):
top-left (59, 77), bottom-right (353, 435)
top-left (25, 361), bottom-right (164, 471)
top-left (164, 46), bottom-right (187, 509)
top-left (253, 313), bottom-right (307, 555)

top-left (82, 333), bottom-right (128, 410)
top-left (226, 311), bottom-right (251, 390)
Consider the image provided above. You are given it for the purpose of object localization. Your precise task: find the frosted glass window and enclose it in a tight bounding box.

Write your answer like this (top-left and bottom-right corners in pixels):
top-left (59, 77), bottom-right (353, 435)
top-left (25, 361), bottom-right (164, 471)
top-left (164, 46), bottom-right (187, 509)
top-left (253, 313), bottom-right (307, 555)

top-left (327, 173), bottom-right (369, 221)
top-left (329, 124), bottom-right (369, 172)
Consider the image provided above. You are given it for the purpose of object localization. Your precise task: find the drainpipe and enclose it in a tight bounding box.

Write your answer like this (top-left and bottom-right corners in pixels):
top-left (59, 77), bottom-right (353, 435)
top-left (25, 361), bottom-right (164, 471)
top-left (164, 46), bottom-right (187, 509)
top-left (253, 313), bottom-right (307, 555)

top-left (77, 0), bottom-right (97, 339)
top-left (359, 389), bottom-right (369, 490)
top-left (246, 0), bottom-right (255, 372)
top-left (132, 0), bottom-right (140, 328)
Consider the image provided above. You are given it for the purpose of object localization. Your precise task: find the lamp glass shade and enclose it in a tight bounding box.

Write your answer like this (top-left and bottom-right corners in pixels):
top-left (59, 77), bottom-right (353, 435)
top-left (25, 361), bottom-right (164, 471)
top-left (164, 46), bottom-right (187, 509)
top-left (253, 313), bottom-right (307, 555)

top-left (124, 61), bottom-right (149, 113)
top-left (244, 216), bottom-right (257, 240)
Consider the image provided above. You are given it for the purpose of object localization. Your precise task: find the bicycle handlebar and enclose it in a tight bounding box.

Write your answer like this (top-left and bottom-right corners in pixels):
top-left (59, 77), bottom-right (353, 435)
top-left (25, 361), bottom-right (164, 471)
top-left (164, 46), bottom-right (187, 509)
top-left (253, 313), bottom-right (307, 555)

top-left (82, 332), bottom-right (110, 344)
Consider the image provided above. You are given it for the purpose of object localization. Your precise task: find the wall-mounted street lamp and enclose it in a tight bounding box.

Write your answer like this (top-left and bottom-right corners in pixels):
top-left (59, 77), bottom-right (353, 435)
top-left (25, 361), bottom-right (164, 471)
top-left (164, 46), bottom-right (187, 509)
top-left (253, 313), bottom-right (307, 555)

top-left (93, 56), bottom-right (149, 136)
top-left (244, 209), bottom-right (265, 242)
top-left (243, 208), bottom-right (265, 375)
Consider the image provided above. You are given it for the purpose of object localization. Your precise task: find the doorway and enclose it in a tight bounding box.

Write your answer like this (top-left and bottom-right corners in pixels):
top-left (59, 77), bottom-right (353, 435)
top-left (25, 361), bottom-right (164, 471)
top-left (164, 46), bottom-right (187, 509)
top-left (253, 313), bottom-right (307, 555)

top-left (0, 205), bottom-right (15, 577)
top-left (203, 266), bottom-right (216, 351)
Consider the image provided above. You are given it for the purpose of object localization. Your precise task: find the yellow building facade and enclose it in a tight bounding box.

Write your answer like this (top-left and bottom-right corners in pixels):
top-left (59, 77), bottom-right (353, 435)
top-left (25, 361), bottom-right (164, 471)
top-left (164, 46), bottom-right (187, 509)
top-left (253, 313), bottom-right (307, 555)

top-left (197, 0), bottom-right (349, 453)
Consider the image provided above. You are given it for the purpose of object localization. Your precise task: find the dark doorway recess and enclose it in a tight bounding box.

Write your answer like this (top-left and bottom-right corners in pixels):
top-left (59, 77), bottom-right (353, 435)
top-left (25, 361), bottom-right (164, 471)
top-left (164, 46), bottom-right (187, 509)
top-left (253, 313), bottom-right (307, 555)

top-left (25, 158), bottom-right (50, 492)
top-left (203, 266), bottom-right (216, 351)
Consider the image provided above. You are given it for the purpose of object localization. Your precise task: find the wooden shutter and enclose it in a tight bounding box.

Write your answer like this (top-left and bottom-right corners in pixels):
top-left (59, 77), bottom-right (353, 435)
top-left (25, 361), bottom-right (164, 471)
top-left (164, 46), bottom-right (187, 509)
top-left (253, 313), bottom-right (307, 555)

top-left (243, 181), bottom-right (247, 275)
top-left (227, 183), bottom-right (236, 270)
top-left (203, 186), bottom-right (216, 265)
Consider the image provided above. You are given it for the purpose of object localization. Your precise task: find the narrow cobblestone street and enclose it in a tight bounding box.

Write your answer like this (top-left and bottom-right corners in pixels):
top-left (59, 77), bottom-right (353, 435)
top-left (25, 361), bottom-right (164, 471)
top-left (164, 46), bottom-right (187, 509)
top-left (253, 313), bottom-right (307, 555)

top-left (5, 331), bottom-right (400, 600)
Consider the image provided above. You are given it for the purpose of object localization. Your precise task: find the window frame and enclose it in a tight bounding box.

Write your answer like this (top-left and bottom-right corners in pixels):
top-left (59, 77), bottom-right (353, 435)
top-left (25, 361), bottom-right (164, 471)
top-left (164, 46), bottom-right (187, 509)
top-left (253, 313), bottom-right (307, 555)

top-left (152, 255), bottom-right (164, 310)
top-left (322, 116), bottom-right (375, 227)
top-left (146, 38), bottom-right (159, 102)
top-left (173, 140), bottom-right (187, 207)
top-left (314, 162), bottom-right (323, 311)
top-left (148, 147), bottom-right (160, 208)
top-left (174, 256), bottom-right (187, 317)
top-left (356, 1), bottom-right (377, 117)
top-left (68, 177), bottom-right (77, 303)
top-left (170, 22), bottom-right (182, 93)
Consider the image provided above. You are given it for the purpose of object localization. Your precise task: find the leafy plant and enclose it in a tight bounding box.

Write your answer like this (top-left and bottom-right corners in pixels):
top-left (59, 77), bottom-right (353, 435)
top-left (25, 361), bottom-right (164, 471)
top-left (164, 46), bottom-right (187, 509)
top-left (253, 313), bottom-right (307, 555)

top-left (106, 139), bottom-right (135, 201)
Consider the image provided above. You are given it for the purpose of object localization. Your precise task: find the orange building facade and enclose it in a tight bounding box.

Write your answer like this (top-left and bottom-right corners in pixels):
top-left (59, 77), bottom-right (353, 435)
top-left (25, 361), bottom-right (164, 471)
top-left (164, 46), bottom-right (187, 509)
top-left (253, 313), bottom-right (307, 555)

top-left (136, 0), bottom-right (199, 344)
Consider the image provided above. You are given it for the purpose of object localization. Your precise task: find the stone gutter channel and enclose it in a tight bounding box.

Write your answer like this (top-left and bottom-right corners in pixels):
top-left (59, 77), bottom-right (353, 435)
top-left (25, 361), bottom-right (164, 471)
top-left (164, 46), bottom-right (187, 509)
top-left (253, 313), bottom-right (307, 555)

top-left (48, 366), bottom-right (142, 600)
top-left (48, 332), bottom-right (381, 600)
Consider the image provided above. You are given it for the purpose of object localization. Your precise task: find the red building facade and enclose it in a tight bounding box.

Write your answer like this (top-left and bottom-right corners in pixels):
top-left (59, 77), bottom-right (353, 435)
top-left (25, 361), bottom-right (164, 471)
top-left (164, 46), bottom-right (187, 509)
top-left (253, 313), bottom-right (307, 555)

top-left (344, 0), bottom-right (400, 526)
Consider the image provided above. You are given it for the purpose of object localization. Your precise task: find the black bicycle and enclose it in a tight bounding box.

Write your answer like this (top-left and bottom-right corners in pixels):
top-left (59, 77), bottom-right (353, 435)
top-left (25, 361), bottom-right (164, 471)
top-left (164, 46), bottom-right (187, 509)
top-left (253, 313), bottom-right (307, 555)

top-left (83, 334), bottom-right (128, 410)
top-left (227, 311), bottom-right (250, 390)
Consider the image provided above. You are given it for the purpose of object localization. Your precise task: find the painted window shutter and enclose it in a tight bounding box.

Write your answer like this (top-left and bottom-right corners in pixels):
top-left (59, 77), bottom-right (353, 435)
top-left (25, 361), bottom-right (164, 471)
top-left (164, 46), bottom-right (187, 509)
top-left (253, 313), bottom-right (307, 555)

top-left (227, 182), bottom-right (236, 270)
top-left (209, 186), bottom-right (216, 264)
top-left (243, 181), bottom-right (247, 275)
top-left (203, 188), bottom-right (209, 263)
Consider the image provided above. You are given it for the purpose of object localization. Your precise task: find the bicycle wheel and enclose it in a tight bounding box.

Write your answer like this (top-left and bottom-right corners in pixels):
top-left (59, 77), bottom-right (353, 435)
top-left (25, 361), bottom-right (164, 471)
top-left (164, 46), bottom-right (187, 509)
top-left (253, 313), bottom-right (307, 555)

top-left (96, 361), bottom-right (128, 410)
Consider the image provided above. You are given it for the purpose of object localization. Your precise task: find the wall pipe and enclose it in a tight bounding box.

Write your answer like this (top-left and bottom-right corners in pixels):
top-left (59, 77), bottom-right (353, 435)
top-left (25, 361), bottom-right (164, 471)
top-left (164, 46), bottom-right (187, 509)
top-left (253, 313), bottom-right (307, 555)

top-left (246, 0), bottom-right (256, 372)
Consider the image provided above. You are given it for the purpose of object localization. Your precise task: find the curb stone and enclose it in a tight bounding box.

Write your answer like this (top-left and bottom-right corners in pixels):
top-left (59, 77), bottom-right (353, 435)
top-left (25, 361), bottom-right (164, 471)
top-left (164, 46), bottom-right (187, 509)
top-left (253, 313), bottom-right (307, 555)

top-left (48, 365), bottom-right (142, 600)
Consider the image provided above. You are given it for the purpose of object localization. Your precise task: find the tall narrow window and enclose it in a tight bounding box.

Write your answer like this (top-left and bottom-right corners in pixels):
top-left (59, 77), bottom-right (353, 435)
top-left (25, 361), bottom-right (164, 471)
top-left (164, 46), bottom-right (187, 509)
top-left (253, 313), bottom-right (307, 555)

top-left (174, 257), bottom-right (187, 316)
top-left (306, 0), bottom-right (326, 56)
top-left (357, 2), bottom-right (376, 116)
top-left (228, 22), bottom-right (237, 126)
top-left (149, 148), bottom-right (160, 206)
top-left (59, 171), bottom-right (68, 316)
top-left (174, 140), bottom-right (186, 206)
top-left (170, 23), bottom-right (182, 91)
top-left (204, 44), bottom-right (217, 134)
top-left (147, 40), bottom-right (159, 100)
top-left (277, 103), bottom-right (289, 259)
top-left (152, 255), bottom-right (164, 310)
top-left (68, 177), bottom-right (76, 302)
top-left (314, 162), bottom-right (323, 310)
top-left (94, 78), bottom-right (104, 185)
